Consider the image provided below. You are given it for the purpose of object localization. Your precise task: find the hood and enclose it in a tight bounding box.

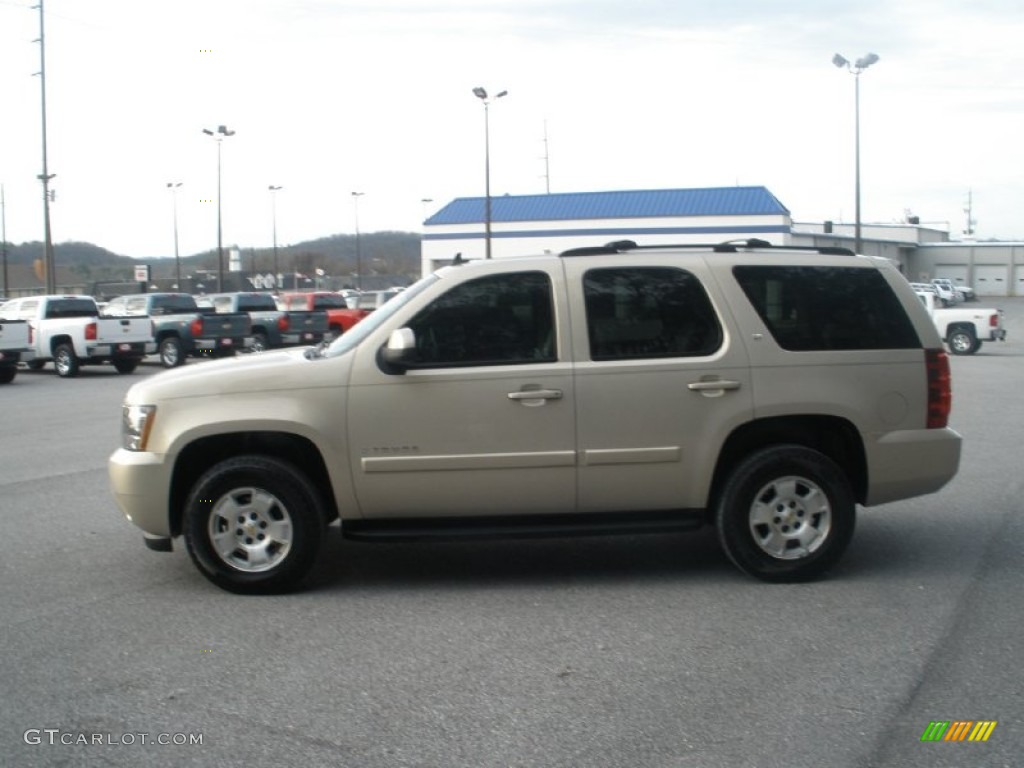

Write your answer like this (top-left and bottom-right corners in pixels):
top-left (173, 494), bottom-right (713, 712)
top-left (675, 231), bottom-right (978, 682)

top-left (125, 348), bottom-right (352, 404)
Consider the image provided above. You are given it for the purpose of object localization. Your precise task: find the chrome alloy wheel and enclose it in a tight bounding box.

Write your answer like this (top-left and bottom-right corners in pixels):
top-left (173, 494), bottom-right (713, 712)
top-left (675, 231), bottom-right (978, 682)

top-left (208, 487), bottom-right (294, 573)
top-left (748, 475), bottom-right (832, 560)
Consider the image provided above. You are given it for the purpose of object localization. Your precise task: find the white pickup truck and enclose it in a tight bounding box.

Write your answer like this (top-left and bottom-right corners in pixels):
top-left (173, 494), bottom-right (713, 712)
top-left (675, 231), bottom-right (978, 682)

top-left (0, 317), bottom-right (31, 383)
top-left (0, 294), bottom-right (150, 377)
top-left (915, 291), bottom-right (1006, 355)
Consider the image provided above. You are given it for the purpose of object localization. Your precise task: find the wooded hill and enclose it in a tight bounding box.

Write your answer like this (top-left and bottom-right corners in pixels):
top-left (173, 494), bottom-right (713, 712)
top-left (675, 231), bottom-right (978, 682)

top-left (0, 231), bottom-right (422, 295)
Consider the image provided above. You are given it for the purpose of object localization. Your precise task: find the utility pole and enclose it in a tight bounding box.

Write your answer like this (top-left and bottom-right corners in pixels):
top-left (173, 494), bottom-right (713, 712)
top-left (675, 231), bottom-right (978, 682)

top-left (1, 184), bottom-right (8, 298)
top-left (963, 190), bottom-right (977, 237)
top-left (34, 0), bottom-right (57, 293)
top-left (542, 120), bottom-right (551, 194)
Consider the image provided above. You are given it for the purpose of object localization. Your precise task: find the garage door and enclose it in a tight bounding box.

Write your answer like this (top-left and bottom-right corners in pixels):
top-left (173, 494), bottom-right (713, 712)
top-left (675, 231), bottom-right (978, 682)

top-left (1013, 266), bottom-right (1024, 297)
top-left (974, 265), bottom-right (1009, 297)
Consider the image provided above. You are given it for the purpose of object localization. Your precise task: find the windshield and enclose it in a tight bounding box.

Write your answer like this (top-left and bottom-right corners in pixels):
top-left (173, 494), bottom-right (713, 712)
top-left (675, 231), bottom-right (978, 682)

top-left (324, 275), bottom-right (437, 358)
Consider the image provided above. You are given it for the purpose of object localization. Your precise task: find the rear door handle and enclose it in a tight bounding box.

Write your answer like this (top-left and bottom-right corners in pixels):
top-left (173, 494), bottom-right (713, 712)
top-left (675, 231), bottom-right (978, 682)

top-left (508, 389), bottom-right (563, 401)
top-left (687, 379), bottom-right (741, 392)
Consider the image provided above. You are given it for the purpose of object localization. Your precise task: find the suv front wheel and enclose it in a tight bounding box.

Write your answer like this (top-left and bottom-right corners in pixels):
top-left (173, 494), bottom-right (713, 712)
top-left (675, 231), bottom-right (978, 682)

top-left (715, 445), bottom-right (855, 582)
top-left (183, 455), bottom-right (326, 594)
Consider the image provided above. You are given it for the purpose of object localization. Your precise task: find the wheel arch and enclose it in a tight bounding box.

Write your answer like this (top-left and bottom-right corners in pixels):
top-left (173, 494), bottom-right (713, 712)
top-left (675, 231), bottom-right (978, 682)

top-left (942, 321), bottom-right (974, 340)
top-left (49, 334), bottom-right (73, 355)
top-left (709, 415), bottom-right (867, 518)
top-left (169, 431), bottom-right (338, 537)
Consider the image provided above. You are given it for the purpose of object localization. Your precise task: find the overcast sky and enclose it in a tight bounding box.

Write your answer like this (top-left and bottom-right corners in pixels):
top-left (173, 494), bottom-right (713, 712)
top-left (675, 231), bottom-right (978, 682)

top-left (1, 0), bottom-right (1022, 258)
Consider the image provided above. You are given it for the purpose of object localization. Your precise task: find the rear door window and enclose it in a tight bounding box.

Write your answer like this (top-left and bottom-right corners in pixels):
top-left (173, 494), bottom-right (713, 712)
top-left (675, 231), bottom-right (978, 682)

top-left (583, 267), bottom-right (722, 360)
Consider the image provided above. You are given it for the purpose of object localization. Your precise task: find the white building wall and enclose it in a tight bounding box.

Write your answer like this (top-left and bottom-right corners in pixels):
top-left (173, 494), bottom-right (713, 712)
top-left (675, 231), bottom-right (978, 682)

top-left (421, 214), bottom-right (792, 274)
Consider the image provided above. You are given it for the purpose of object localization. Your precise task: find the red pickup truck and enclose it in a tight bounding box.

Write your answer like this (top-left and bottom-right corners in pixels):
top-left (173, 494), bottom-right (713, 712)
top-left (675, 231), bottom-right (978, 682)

top-left (279, 292), bottom-right (368, 340)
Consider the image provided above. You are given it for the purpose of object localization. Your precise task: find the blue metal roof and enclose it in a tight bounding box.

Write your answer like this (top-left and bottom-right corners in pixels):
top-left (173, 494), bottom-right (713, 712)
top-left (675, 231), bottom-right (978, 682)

top-left (425, 186), bottom-right (790, 226)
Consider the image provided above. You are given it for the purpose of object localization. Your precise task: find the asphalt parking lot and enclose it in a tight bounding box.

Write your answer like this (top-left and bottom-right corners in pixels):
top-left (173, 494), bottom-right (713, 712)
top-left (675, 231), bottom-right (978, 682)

top-left (1, 299), bottom-right (1022, 767)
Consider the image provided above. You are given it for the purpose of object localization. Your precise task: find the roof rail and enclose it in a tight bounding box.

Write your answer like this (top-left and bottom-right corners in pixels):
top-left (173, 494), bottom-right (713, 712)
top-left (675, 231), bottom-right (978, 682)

top-left (559, 239), bottom-right (855, 257)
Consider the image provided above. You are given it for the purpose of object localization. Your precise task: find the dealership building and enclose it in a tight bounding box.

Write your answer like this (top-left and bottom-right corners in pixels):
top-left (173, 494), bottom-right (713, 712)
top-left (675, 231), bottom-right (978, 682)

top-left (422, 186), bottom-right (1024, 297)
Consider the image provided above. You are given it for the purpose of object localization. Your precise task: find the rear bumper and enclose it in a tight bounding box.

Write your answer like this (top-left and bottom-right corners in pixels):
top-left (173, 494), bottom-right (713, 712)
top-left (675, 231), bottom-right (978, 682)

top-left (865, 427), bottom-right (962, 506)
top-left (194, 336), bottom-right (254, 351)
top-left (86, 342), bottom-right (147, 359)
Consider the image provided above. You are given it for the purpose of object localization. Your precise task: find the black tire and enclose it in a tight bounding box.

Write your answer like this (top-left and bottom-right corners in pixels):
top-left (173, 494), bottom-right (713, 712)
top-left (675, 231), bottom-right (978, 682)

top-left (159, 336), bottom-right (185, 368)
top-left (53, 343), bottom-right (80, 378)
top-left (715, 445), bottom-right (855, 582)
top-left (113, 358), bottom-right (139, 374)
top-left (183, 455), bottom-right (326, 594)
top-left (250, 332), bottom-right (269, 353)
top-left (0, 365), bottom-right (16, 384)
top-left (27, 360), bottom-right (45, 371)
top-left (947, 327), bottom-right (977, 356)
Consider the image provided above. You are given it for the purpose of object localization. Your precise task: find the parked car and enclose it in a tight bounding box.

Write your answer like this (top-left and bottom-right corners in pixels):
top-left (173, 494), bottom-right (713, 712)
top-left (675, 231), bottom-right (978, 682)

top-left (0, 315), bottom-right (31, 383)
top-left (195, 292), bottom-right (329, 351)
top-left (110, 239), bottom-right (961, 593)
top-left (278, 292), bottom-right (369, 340)
top-left (927, 280), bottom-right (959, 306)
top-left (348, 289), bottom-right (402, 312)
top-left (933, 277), bottom-right (975, 302)
top-left (915, 290), bottom-right (1006, 354)
top-left (1, 295), bottom-right (150, 377)
top-left (102, 293), bottom-right (252, 368)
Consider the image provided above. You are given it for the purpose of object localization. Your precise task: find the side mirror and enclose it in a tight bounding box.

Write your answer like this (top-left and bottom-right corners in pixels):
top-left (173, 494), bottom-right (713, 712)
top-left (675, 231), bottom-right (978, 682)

top-left (379, 327), bottom-right (417, 373)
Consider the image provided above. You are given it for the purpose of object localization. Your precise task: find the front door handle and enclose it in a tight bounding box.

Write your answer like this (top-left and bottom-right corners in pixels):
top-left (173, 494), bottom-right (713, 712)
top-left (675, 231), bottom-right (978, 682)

top-left (508, 389), bottom-right (563, 401)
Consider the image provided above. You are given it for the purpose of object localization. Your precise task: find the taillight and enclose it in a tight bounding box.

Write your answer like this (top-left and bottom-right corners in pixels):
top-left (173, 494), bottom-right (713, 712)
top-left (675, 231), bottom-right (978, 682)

top-left (989, 314), bottom-right (999, 329)
top-left (190, 317), bottom-right (203, 336)
top-left (28, 325), bottom-right (34, 344)
top-left (925, 349), bottom-right (952, 429)
top-left (277, 315), bottom-right (289, 332)
top-left (85, 322), bottom-right (97, 341)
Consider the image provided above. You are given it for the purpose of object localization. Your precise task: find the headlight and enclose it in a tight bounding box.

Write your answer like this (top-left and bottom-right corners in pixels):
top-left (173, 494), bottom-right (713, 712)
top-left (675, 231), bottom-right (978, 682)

top-left (122, 404), bottom-right (156, 451)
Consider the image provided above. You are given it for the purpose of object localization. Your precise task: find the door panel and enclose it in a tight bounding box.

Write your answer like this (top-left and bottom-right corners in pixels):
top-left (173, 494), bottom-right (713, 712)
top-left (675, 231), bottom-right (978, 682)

top-left (563, 259), bottom-right (753, 512)
top-left (346, 268), bottom-right (577, 518)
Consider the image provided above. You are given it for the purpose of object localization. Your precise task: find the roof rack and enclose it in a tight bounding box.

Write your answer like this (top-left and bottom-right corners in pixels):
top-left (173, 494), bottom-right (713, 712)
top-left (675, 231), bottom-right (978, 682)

top-left (559, 239), bottom-right (855, 257)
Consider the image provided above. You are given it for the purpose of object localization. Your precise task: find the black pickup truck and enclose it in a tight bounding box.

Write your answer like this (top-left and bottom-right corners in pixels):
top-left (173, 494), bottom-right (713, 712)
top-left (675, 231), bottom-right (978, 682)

top-left (195, 292), bottom-right (329, 351)
top-left (101, 293), bottom-right (252, 367)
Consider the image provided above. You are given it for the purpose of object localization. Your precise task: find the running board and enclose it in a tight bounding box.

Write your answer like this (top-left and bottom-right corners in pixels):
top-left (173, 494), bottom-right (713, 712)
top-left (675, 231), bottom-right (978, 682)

top-left (342, 510), bottom-right (705, 543)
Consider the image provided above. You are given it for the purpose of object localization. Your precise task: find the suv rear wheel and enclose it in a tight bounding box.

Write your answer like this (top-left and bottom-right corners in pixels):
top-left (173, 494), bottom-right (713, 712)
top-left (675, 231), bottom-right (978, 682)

top-left (183, 455), bottom-right (326, 594)
top-left (715, 445), bottom-right (855, 582)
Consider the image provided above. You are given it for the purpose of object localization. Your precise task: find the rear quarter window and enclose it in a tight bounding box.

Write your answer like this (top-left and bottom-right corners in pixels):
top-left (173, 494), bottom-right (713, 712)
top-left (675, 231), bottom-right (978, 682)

top-left (733, 265), bottom-right (921, 351)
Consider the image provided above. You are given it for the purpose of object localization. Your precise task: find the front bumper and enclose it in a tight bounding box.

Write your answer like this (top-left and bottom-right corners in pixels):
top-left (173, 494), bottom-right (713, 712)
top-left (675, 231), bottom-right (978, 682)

top-left (108, 448), bottom-right (174, 537)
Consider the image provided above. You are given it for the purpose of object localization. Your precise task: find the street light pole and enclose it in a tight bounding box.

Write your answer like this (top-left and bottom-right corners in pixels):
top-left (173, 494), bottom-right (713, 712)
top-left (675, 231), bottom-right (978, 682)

top-left (202, 125), bottom-right (235, 291)
top-left (351, 191), bottom-right (365, 291)
top-left (833, 52), bottom-right (879, 255)
top-left (269, 185), bottom-right (283, 290)
top-left (472, 86), bottom-right (507, 259)
top-left (166, 182), bottom-right (183, 288)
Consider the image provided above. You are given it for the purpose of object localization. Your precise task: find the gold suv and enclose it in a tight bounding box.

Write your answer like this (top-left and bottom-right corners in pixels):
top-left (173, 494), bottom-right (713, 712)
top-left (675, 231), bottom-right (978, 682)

top-left (109, 240), bottom-right (962, 593)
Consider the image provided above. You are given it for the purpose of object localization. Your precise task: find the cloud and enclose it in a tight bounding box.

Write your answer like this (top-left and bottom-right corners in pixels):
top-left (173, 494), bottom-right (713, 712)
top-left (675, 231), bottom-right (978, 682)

top-left (2, 0), bottom-right (1023, 257)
